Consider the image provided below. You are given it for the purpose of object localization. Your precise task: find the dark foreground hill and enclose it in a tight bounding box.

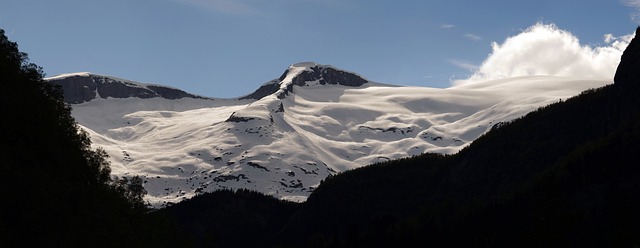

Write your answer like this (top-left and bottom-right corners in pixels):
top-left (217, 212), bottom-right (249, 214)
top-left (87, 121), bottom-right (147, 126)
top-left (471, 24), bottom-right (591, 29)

top-left (0, 29), bottom-right (180, 248)
top-left (157, 27), bottom-right (640, 247)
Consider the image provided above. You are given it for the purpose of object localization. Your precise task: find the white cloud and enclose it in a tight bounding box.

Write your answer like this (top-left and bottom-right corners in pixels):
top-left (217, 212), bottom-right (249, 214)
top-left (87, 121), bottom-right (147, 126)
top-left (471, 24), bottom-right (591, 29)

top-left (170, 0), bottom-right (350, 16)
top-left (623, 0), bottom-right (640, 7)
top-left (441, 24), bottom-right (456, 29)
top-left (604, 33), bottom-right (615, 44)
top-left (464, 33), bottom-right (482, 41)
top-left (454, 23), bottom-right (634, 86)
top-left (171, 0), bottom-right (261, 16)
top-left (448, 59), bottom-right (479, 71)
top-left (622, 0), bottom-right (640, 23)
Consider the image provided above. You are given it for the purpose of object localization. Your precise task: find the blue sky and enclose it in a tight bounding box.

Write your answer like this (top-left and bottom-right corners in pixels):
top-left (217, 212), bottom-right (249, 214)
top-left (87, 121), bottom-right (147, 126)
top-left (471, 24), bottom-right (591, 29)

top-left (0, 0), bottom-right (638, 98)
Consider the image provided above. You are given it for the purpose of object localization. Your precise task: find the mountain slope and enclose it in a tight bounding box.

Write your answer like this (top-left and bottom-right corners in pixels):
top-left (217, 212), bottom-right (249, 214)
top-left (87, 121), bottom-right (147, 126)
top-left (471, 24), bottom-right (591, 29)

top-left (48, 62), bottom-right (611, 207)
top-left (270, 27), bottom-right (640, 247)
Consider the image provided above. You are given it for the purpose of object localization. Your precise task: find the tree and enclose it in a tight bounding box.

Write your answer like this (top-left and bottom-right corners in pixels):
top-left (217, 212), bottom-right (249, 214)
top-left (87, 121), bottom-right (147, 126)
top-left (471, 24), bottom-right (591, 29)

top-left (0, 28), bottom-right (156, 247)
top-left (114, 175), bottom-right (149, 210)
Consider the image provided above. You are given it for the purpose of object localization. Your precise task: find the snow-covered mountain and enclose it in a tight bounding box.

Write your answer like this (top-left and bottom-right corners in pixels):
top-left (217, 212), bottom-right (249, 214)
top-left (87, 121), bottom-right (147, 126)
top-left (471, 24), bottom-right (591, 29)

top-left (46, 62), bottom-right (610, 207)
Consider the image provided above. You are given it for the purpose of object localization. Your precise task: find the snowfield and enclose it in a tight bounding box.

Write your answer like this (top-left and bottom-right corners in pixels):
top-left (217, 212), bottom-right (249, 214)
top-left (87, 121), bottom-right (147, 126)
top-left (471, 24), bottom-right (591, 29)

top-left (49, 63), bottom-right (611, 207)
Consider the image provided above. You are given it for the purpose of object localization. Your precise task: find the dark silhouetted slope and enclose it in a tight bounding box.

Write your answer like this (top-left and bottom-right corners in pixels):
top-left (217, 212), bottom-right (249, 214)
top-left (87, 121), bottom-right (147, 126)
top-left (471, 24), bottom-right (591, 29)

top-left (275, 27), bottom-right (640, 247)
top-left (143, 26), bottom-right (640, 248)
top-left (0, 29), bottom-right (180, 248)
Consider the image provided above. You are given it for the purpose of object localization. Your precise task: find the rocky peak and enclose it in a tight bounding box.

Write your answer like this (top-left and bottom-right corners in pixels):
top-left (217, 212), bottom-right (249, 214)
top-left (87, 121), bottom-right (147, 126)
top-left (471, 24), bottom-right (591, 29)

top-left (46, 73), bottom-right (206, 104)
top-left (288, 62), bottom-right (369, 87)
top-left (240, 62), bottom-right (370, 100)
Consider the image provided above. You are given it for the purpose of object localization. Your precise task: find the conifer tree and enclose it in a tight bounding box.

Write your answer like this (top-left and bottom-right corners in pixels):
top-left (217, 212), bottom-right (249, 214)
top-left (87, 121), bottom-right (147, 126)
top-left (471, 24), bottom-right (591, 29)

top-left (0, 28), bottom-right (152, 247)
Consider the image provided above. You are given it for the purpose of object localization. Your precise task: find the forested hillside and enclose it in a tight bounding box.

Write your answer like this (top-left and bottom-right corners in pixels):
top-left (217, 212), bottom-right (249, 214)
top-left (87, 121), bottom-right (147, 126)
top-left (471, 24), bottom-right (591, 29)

top-left (274, 27), bottom-right (640, 247)
top-left (0, 29), bottom-right (178, 247)
top-left (159, 27), bottom-right (640, 247)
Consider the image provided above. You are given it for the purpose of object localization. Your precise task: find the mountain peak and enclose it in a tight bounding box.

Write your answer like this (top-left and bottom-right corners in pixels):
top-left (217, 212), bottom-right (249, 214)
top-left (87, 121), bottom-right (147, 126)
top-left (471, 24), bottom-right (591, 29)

top-left (241, 62), bottom-right (370, 100)
top-left (287, 62), bottom-right (368, 87)
top-left (46, 72), bottom-right (206, 103)
top-left (290, 61), bottom-right (322, 68)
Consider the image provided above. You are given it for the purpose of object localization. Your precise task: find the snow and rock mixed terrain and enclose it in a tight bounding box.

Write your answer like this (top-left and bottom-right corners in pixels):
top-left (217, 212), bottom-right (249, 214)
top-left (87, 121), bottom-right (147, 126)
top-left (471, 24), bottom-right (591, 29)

top-left (46, 62), bottom-right (611, 207)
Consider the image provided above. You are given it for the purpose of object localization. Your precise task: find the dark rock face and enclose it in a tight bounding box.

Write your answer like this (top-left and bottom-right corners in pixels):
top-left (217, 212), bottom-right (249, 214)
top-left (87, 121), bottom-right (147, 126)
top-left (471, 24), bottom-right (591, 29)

top-left (242, 64), bottom-right (370, 100)
top-left (277, 65), bottom-right (370, 99)
top-left (291, 66), bottom-right (369, 88)
top-left (239, 80), bottom-right (280, 100)
top-left (614, 27), bottom-right (640, 90)
top-left (225, 112), bottom-right (256, 123)
top-left (146, 85), bottom-right (202, 100)
top-left (49, 75), bottom-right (99, 104)
top-left (47, 74), bottom-right (205, 104)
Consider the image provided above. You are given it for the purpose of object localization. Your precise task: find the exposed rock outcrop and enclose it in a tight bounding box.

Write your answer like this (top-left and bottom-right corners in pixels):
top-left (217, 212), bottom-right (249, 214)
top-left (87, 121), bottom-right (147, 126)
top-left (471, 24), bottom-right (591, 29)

top-left (238, 80), bottom-right (280, 100)
top-left (46, 73), bottom-right (206, 103)
top-left (291, 64), bottom-right (368, 87)
top-left (240, 62), bottom-right (369, 100)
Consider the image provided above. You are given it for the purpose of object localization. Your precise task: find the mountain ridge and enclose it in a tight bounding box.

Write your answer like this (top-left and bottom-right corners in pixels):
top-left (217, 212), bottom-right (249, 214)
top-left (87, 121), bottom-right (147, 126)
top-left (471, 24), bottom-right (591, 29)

top-left (46, 72), bottom-right (210, 104)
top-left (240, 62), bottom-right (373, 100)
top-left (46, 62), bottom-right (375, 103)
top-left (266, 27), bottom-right (640, 247)
top-left (154, 26), bottom-right (640, 248)
top-left (46, 62), bottom-right (612, 207)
